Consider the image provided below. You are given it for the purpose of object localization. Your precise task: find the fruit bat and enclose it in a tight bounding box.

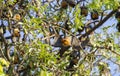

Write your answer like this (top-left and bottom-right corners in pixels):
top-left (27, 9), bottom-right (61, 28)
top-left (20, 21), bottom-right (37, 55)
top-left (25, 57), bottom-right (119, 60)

top-left (91, 10), bottom-right (99, 20)
top-left (65, 0), bottom-right (76, 7)
top-left (61, 0), bottom-right (68, 9)
top-left (80, 6), bottom-right (88, 16)
top-left (52, 35), bottom-right (81, 57)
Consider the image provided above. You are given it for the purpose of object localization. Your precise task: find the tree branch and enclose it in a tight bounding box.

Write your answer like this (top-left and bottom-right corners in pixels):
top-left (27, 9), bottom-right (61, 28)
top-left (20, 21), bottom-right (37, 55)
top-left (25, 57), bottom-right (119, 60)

top-left (0, 32), bottom-right (10, 61)
top-left (79, 10), bottom-right (117, 39)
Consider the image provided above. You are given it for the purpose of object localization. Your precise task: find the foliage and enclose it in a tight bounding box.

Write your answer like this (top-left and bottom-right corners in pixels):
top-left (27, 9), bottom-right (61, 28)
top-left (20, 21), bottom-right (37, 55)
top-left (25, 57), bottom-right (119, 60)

top-left (0, 0), bottom-right (120, 76)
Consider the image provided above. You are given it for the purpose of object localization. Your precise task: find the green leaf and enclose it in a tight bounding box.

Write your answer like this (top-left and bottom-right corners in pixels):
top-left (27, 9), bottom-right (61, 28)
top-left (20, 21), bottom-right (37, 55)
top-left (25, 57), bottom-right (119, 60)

top-left (40, 70), bottom-right (53, 76)
top-left (0, 65), bottom-right (3, 73)
top-left (0, 58), bottom-right (9, 67)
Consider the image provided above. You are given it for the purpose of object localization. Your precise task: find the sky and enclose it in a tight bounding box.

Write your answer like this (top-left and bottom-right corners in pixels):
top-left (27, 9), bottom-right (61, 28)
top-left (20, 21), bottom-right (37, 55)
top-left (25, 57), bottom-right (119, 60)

top-left (0, 0), bottom-right (120, 76)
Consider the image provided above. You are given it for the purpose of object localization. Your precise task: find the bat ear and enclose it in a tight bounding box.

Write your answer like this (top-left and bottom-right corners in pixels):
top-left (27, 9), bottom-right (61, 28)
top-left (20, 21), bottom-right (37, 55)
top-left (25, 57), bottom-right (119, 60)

top-left (52, 35), bottom-right (63, 47)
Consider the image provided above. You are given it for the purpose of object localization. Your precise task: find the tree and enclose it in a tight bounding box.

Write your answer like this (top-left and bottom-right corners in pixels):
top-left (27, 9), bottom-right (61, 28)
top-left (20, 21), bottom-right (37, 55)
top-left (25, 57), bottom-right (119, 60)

top-left (0, 0), bottom-right (120, 76)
